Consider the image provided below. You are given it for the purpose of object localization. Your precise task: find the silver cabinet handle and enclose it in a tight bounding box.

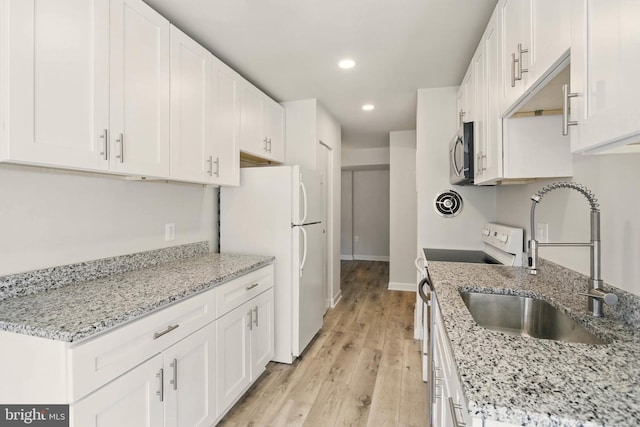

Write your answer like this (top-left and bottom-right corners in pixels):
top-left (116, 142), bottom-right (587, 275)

top-left (562, 83), bottom-right (579, 136)
top-left (267, 138), bottom-right (272, 153)
top-left (99, 129), bottom-right (109, 160)
top-left (116, 133), bottom-right (124, 163)
top-left (263, 137), bottom-right (269, 152)
top-left (170, 358), bottom-right (178, 390)
top-left (153, 324), bottom-right (179, 339)
top-left (156, 368), bottom-right (164, 402)
top-left (214, 157), bottom-right (220, 177)
top-left (448, 397), bottom-right (467, 427)
top-left (511, 53), bottom-right (517, 87)
top-left (207, 155), bottom-right (213, 176)
top-left (247, 309), bottom-right (253, 330)
top-left (516, 43), bottom-right (528, 80)
top-left (253, 306), bottom-right (259, 327)
top-left (246, 283), bottom-right (259, 291)
top-left (458, 110), bottom-right (465, 128)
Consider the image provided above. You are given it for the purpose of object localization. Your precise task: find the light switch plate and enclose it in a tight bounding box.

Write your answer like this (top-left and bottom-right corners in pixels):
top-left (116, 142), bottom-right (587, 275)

top-left (165, 223), bottom-right (175, 241)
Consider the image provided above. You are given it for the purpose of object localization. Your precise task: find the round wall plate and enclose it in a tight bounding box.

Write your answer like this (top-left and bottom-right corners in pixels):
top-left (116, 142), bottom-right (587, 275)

top-left (433, 190), bottom-right (463, 218)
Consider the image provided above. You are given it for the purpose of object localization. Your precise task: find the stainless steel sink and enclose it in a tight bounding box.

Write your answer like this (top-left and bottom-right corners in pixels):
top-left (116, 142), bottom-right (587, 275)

top-left (459, 291), bottom-right (607, 345)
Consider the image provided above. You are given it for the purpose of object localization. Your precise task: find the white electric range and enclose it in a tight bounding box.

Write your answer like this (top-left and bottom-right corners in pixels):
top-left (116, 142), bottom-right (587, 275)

top-left (415, 223), bottom-right (524, 382)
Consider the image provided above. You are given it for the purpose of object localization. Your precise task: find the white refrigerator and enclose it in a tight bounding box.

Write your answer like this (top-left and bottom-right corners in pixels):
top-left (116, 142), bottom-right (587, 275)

top-left (220, 165), bottom-right (324, 364)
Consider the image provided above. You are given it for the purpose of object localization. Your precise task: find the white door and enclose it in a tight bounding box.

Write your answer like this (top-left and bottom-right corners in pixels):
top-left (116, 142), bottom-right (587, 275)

top-left (110, 0), bottom-right (170, 177)
top-left (529, 0), bottom-right (570, 83)
top-left (482, 9), bottom-right (503, 183)
top-left (71, 354), bottom-right (164, 427)
top-left (317, 143), bottom-right (331, 310)
top-left (2, 0), bottom-right (110, 171)
top-left (250, 289), bottom-right (275, 380)
top-left (212, 59), bottom-right (240, 186)
top-left (293, 222), bottom-right (324, 357)
top-left (501, 0), bottom-right (531, 111)
top-left (169, 25), bottom-right (212, 184)
top-left (164, 323), bottom-right (217, 427)
top-left (216, 302), bottom-right (251, 415)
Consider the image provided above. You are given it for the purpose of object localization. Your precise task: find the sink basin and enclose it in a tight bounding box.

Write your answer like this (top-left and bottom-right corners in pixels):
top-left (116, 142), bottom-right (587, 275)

top-left (459, 291), bottom-right (606, 345)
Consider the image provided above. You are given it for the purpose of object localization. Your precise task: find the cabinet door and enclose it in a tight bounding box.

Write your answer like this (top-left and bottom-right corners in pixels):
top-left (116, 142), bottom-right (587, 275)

top-left (529, 0), bottom-right (570, 83)
top-left (501, 0), bottom-right (531, 111)
top-left (250, 289), bottom-right (274, 380)
top-left (239, 82), bottom-right (266, 157)
top-left (472, 47), bottom-right (486, 182)
top-left (570, 0), bottom-right (640, 153)
top-left (212, 59), bottom-right (240, 186)
top-left (1, 0), bottom-right (110, 171)
top-left (263, 99), bottom-right (285, 162)
top-left (164, 324), bottom-right (217, 427)
top-left (216, 301), bottom-right (251, 415)
top-left (71, 354), bottom-right (164, 427)
top-left (110, 0), bottom-right (170, 177)
top-left (479, 9), bottom-right (503, 184)
top-left (169, 25), bottom-right (213, 184)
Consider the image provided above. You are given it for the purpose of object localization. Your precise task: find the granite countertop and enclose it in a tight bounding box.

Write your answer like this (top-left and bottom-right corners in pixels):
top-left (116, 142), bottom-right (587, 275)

top-left (429, 261), bottom-right (640, 427)
top-left (0, 253), bottom-right (273, 343)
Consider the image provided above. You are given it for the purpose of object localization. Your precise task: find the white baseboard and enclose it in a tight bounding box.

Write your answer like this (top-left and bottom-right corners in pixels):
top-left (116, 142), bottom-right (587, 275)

top-left (340, 254), bottom-right (354, 261)
top-left (353, 254), bottom-right (390, 262)
top-left (388, 281), bottom-right (416, 292)
top-left (331, 289), bottom-right (343, 307)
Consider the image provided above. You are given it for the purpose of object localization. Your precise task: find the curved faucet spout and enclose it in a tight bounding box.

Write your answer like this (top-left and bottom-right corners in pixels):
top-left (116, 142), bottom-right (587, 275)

top-left (527, 181), bottom-right (615, 317)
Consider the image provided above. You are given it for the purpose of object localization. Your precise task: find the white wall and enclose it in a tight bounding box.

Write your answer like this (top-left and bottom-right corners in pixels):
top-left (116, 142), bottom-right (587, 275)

top-left (416, 87), bottom-right (496, 252)
top-left (352, 169), bottom-right (390, 261)
top-left (496, 152), bottom-right (640, 296)
top-left (340, 170), bottom-right (353, 259)
top-left (389, 130), bottom-right (417, 289)
top-left (0, 165), bottom-right (216, 276)
top-left (282, 99), bottom-right (317, 171)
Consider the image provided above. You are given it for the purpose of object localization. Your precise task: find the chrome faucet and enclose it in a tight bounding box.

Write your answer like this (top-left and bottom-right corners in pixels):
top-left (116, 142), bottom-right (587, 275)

top-left (528, 182), bottom-right (617, 317)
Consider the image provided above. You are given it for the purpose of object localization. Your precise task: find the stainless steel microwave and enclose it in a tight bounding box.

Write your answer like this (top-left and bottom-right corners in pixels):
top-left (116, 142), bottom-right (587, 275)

top-left (449, 121), bottom-right (474, 185)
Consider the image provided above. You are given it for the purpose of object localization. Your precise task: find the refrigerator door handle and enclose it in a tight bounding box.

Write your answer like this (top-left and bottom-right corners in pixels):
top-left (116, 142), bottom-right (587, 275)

top-left (299, 226), bottom-right (308, 278)
top-left (299, 180), bottom-right (308, 225)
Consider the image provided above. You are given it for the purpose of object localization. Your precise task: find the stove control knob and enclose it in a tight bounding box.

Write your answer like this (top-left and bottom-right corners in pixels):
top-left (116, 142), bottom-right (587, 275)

top-left (497, 233), bottom-right (509, 243)
top-left (482, 228), bottom-right (490, 237)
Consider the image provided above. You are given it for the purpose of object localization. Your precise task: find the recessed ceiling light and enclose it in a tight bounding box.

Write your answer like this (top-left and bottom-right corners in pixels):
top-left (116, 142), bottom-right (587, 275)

top-left (362, 104), bottom-right (375, 111)
top-left (338, 59), bottom-right (356, 69)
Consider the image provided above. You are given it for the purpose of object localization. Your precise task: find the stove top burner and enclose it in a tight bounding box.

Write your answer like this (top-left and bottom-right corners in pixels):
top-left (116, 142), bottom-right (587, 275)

top-left (423, 248), bottom-right (500, 264)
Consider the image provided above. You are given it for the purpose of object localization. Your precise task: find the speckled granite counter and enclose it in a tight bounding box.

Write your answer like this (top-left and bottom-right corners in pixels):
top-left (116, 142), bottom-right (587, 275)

top-left (0, 249), bottom-right (273, 343)
top-left (429, 260), bottom-right (640, 426)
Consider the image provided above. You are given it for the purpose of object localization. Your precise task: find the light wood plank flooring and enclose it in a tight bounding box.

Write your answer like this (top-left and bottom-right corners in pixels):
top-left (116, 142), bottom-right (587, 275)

top-left (217, 260), bottom-right (428, 427)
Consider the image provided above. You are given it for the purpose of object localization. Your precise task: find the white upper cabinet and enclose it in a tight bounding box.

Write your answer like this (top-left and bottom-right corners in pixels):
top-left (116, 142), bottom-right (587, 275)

top-left (109, 0), bottom-right (170, 178)
top-left (476, 8), bottom-right (503, 184)
top-left (1, 0), bottom-right (170, 178)
top-left (500, 0), bottom-right (571, 116)
top-left (569, 0), bottom-right (640, 153)
top-left (211, 58), bottom-right (240, 186)
top-left (1, 0), bottom-right (110, 171)
top-left (456, 69), bottom-right (474, 126)
top-left (240, 81), bottom-right (285, 163)
top-left (169, 25), bottom-right (213, 183)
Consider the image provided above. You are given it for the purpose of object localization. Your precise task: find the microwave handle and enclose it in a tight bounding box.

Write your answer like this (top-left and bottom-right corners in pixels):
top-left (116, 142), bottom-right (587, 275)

top-left (452, 136), bottom-right (463, 176)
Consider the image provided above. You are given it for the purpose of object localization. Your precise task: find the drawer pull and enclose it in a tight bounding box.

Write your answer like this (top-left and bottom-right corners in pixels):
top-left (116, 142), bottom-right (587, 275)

top-left (448, 397), bottom-right (467, 427)
top-left (153, 324), bottom-right (179, 340)
top-left (246, 283), bottom-right (260, 291)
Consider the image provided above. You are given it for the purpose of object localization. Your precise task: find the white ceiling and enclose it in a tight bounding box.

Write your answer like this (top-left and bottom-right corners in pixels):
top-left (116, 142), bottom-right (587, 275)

top-left (144, 0), bottom-right (497, 148)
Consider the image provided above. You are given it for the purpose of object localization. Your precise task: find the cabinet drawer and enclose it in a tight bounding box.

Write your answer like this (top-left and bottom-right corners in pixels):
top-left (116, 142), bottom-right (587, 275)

top-left (215, 265), bottom-right (274, 318)
top-left (69, 287), bottom-right (216, 401)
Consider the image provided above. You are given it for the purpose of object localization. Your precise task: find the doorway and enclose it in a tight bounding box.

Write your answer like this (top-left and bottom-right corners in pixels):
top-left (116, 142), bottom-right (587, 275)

top-left (318, 141), bottom-right (331, 312)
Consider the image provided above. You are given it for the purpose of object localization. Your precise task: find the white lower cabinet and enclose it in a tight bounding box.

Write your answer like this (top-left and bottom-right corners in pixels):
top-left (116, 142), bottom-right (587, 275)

top-left (216, 287), bottom-right (275, 417)
top-left (72, 354), bottom-right (164, 427)
top-left (72, 323), bottom-right (216, 427)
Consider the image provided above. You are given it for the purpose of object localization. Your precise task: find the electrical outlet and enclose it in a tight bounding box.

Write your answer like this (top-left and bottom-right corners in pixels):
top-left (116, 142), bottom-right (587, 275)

top-left (353, 235), bottom-right (360, 243)
top-left (165, 223), bottom-right (175, 241)
top-left (536, 223), bottom-right (548, 243)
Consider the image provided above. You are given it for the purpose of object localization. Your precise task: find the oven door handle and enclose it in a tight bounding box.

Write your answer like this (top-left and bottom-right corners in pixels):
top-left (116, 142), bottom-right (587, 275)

top-left (418, 276), bottom-right (432, 304)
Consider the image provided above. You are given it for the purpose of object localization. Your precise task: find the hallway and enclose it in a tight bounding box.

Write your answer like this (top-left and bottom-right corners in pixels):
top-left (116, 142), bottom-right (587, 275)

top-left (218, 260), bottom-right (428, 426)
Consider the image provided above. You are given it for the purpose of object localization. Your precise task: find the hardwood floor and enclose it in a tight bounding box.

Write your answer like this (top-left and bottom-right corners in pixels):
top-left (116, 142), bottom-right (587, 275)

top-left (217, 260), bottom-right (429, 427)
